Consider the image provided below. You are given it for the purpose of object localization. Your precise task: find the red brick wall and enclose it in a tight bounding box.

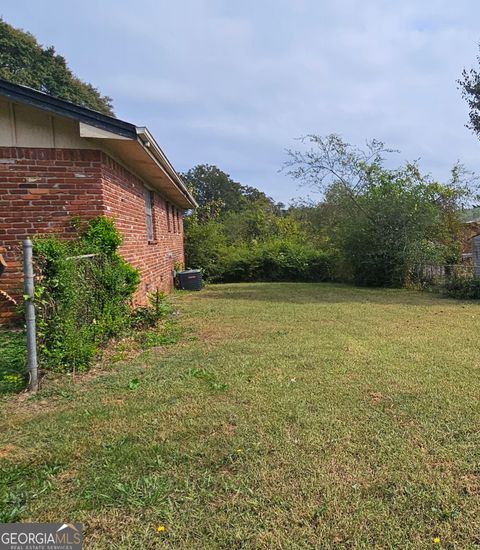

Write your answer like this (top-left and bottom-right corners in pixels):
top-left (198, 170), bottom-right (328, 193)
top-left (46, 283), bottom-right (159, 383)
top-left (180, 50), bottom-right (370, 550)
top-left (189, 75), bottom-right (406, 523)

top-left (463, 223), bottom-right (480, 255)
top-left (0, 147), bottom-right (104, 323)
top-left (100, 153), bottom-right (184, 304)
top-left (0, 147), bottom-right (185, 323)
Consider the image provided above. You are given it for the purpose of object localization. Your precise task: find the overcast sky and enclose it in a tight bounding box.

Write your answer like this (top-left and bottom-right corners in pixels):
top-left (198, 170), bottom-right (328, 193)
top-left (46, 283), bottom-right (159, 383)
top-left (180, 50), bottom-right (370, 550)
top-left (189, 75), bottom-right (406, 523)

top-left (2, 1), bottom-right (480, 203)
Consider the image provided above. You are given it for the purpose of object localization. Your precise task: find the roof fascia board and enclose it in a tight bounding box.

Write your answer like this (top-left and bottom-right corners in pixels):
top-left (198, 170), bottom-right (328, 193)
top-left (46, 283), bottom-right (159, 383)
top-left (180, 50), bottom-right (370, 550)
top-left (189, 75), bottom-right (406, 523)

top-left (79, 122), bottom-right (133, 140)
top-left (136, 127), bottom-right (198, 208)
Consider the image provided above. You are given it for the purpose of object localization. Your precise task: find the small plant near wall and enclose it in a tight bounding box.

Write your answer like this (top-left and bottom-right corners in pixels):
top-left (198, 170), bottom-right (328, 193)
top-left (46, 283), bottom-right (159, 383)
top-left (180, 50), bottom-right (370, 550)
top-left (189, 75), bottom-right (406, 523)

top-left (130, 291), bottom-right (173, 330)
top-left (0, 331), bottom-right (26, 394)
top-left (32, 216), bottom-right (169, 374)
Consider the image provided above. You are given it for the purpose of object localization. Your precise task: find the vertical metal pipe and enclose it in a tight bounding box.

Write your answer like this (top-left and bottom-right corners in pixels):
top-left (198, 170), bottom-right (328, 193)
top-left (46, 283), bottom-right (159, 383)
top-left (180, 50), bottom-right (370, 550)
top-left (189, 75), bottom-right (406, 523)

top-left (23, 239), bottom-right (38, 392)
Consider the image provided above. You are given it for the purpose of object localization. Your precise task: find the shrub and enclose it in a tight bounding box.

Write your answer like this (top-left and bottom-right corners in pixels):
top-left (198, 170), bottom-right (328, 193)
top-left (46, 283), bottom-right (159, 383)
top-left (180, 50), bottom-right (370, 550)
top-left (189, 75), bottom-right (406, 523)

top-left (32, 216), bottom-right (168, 373)
top-left (214, 240), bottom-right (337, 283)
top-left (130, 291), bottom-right (173, 330)
top-left (81, 215), bottom-right (123, 255)
top-left (443, 277), bottom-right (480, 299)
top-left (0, 331), bottom-right (26, 394)
top-left (184, 218), bottom-right (226, 280)
top-left (285, 135), bottom-right (467, 289)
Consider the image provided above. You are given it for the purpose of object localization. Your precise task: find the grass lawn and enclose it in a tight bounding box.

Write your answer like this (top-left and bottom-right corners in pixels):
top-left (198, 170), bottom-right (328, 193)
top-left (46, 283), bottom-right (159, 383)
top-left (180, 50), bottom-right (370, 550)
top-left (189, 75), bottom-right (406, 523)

top-left (1, 283), bottom-right (479, 548)
top-left (0, 330), bottom-right (26, 394)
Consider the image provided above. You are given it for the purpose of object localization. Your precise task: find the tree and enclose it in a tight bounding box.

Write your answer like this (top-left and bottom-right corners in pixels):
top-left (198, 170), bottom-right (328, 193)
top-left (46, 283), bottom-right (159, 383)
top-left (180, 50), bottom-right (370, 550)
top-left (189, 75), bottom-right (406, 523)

top-left (333, 174), bottom-right (463, 286)
top-left (285, 135), bottom-right (468, 286)
top-left (183, 216), bottom-right (226, 279)
top-left (458, 45), bottom-right (480, 139)
top-left (0, 19), bottom-right (114, 115)
top-left (284, 134), bottom-right (397, 220)
top-left (182, 163), bottom-right (321, 280)
top-left (181, 164), bottom-right (279, 221)
top-left (182, 165), bottom-right (246, 215)
top-left (288, 199), bottom-right (337, 248)
top-left (183, 164), bottom-right (290, 248)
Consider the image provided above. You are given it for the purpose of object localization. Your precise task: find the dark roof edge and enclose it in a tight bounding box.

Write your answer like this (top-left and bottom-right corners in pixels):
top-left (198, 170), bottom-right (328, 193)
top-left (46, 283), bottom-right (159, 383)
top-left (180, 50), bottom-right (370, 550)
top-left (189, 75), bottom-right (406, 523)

top-left (0, 78), bottom-right (137, 139)
top-left (0, 78), bottom-right (197, 208)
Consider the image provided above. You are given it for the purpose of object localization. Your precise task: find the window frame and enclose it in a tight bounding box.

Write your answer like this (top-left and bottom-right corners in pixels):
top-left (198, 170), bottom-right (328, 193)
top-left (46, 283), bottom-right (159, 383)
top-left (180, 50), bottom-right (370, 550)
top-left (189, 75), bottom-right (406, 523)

top-left (144, 187), bottom-right (155, 242)
top-left (176, 208), bottom-right (181, 233)
top-left (172, 204), bottom-right (177, 233)
top-left (166, 201), bottom-right (172, 232)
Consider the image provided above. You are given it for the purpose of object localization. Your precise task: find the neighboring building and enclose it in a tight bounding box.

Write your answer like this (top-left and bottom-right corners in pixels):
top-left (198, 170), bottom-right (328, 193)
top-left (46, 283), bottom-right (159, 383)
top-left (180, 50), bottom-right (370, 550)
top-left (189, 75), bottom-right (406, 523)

top-left (0, 79), bottom-right (197, 324)
top-left (461, 207), bottom-right (480, 262)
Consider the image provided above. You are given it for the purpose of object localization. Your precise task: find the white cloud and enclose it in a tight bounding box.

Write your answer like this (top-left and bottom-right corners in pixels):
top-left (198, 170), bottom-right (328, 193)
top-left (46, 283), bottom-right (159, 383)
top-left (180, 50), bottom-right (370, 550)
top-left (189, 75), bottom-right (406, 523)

top-left (2, 0), bottom-right (480, 202)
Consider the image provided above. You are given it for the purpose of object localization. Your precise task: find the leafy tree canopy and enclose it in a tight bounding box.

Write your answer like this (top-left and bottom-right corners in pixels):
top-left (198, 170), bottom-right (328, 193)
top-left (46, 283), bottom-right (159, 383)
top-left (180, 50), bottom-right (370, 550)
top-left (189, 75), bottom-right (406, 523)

top-left (182, 164), bottom-right (282, 221)
top-left (458, 44), bottom-right (480, 140)
top-left (285, 134), bottom-right (470, 286)
top-left (0, 18), bottom-right (114, 116)
top-left (182, 164), bottom-right (309, 279)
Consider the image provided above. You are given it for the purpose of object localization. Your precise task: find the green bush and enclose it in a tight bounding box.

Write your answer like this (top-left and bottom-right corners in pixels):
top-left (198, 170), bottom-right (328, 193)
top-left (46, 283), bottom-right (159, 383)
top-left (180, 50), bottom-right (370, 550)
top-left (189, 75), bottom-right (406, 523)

top-left (32, 216), bottom-right (166, 373)
top-left (130, 292), bottom-right (173, 330)
top-left (214, 240), bottom-right (337, 283)
top-left (0, 331), bottom-right (26, 394)
top-left (443, 277), bottom-right (480, 299)
top-left (184, 218), bottom-right (226, 280)
top-left (81, 215), bottom-right (123, 255)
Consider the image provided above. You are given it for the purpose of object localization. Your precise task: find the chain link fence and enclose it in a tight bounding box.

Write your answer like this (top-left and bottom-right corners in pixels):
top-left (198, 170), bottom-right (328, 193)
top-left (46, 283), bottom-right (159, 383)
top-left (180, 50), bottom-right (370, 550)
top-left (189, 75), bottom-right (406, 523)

top-left (410, 263), bottom-right (474, 285)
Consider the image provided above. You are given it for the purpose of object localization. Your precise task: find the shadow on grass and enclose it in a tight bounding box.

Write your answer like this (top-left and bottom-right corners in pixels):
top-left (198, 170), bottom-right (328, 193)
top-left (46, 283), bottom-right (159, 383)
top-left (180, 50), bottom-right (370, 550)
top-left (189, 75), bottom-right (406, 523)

top-left (202, 282), bottom-right (451, 307)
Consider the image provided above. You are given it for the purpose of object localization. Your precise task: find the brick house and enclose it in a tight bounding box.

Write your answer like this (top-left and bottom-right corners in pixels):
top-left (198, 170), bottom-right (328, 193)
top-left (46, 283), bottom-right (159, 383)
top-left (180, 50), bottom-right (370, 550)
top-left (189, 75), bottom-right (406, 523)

top-left (461, 208), bottom-right (480, 262)
top-left (0, 79), bottom-right (197, 324)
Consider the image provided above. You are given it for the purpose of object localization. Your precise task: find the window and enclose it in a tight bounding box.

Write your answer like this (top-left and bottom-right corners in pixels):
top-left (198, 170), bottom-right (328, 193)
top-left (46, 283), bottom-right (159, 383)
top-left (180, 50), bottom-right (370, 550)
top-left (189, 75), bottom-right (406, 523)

top-left (166, 202), bottom-right (181, 233)
top-left (176, 208), bottom-right (181, 233)
top-left (172, 204), bottom-right (177, 233)
top-left (166, 201), bottom-right (172, 232)
top-left (144, 188), bottom-right (155, 241)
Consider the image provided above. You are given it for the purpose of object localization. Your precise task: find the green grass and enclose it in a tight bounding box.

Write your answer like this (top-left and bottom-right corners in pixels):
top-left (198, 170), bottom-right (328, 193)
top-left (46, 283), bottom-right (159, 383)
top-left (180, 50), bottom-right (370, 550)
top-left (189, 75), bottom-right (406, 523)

top-left (0, 330), bottom-right (26, 394)
top-left (1, 283), bottom-right (479, 548)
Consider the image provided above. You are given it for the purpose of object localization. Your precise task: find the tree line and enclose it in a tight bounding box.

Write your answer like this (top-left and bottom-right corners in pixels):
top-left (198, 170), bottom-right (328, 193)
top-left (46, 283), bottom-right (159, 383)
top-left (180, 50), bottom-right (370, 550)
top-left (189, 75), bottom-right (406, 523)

top-left (182, 138), bottom-right (476, 288)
